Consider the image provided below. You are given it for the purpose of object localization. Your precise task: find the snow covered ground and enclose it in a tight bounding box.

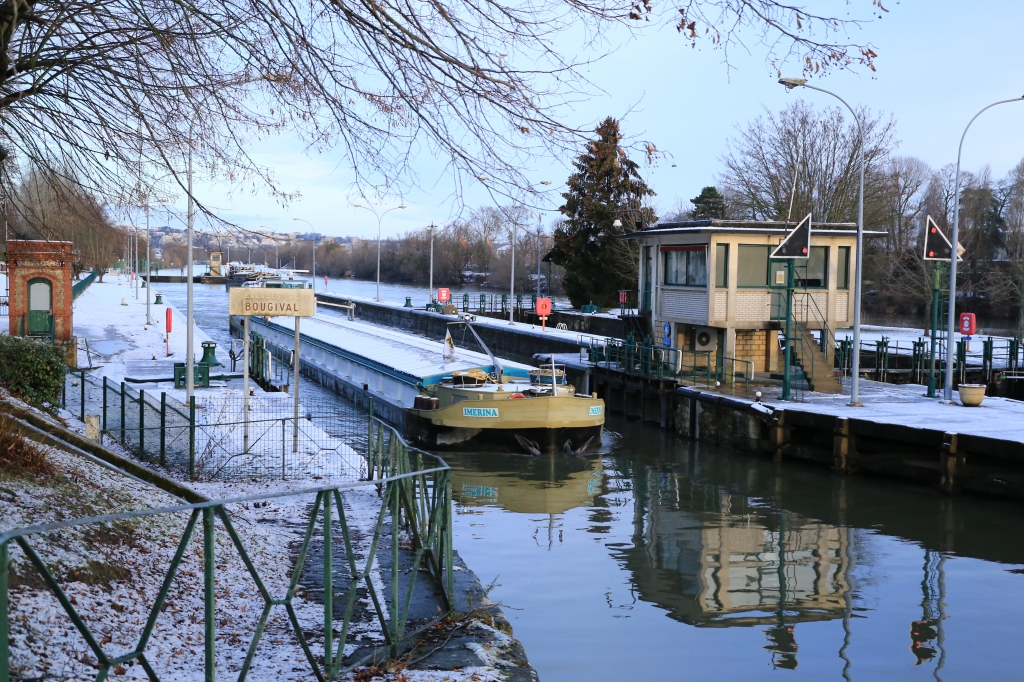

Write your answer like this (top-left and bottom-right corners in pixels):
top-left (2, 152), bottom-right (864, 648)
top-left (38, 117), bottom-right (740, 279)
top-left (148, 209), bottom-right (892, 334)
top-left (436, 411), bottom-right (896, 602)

top-left (754, 377), bottom-right (1024, 443)
top-left (71, 273), bottom-right (213, 385)
top-left (2, 412), bottom-right (520, 682)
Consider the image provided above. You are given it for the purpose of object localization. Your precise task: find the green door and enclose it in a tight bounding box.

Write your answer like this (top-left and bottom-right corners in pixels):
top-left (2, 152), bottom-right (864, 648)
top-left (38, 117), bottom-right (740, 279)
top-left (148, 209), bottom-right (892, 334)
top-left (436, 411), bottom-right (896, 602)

top-left (27, 278), bottom-right (52, 336)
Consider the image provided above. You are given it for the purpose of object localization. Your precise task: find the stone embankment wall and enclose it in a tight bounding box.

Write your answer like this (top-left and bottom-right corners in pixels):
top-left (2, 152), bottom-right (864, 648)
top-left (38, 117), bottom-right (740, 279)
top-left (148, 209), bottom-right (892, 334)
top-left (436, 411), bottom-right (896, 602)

top-left (667, 386), bottom-right (1024, 502)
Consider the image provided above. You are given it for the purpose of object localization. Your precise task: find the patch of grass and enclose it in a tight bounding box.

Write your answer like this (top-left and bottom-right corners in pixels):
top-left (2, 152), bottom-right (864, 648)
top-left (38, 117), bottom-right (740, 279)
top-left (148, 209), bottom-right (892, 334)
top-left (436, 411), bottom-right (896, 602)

top-left (0, 414), bottom-right (54, 478)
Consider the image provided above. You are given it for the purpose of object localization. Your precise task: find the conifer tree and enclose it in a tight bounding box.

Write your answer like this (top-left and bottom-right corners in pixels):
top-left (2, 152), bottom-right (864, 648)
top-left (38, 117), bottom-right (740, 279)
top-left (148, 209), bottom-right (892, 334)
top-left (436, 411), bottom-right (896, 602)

top-left (690, 186), bottom-right (727, 220)
top-left (549, 118), bottom-right (656, 309)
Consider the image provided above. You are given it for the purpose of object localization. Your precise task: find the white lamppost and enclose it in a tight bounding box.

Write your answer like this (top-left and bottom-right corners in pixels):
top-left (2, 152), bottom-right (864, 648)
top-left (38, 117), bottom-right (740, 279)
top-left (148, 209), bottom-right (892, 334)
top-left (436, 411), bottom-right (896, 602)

top-left (145, 204), bottom-right (151, 325)
top-left (779, 77), bottom-right (866, 406)
top-left (185, 148), bottom-right (196, 400)
top-left (943, 96), bottom-right (1024, 401)
top-left (427, 223), bottom-right (437, 301)
top-left (293, 218), bottom-right (316, 288)
top-left (353, 202), bottom-right (407, 301)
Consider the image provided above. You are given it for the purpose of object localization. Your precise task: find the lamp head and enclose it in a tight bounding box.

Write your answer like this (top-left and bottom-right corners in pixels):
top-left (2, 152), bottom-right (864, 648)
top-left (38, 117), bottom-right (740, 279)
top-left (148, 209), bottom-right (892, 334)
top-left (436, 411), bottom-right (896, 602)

top-left (540, 180), bottom-right (552, 185)
top-left (778, 77), bottom-right (807, 90)
top-left (353, 203), bottom-right (363, 208)
top-left (612, 219), bottom-right (622, 228)
top-left (398, 205), bottom-right (407, 209)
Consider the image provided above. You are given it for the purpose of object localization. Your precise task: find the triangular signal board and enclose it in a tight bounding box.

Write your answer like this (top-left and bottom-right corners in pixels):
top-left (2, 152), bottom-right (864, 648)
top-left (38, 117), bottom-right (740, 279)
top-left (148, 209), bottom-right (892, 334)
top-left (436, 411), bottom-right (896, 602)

top-left (922, 215), bottom-right (962, 261)
top-left (770, 213), bottom-right (811, 259)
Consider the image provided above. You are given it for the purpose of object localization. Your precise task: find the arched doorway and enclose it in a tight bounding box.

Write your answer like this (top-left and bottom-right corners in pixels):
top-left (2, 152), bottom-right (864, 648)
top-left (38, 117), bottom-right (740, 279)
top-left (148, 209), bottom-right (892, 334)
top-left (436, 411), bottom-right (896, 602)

top-left (27, 277), bottom-right (52, 336)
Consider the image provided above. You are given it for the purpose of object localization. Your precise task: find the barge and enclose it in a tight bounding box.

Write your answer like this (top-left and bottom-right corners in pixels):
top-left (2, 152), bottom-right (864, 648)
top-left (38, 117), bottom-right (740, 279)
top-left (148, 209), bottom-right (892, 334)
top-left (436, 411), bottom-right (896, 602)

top-left (237, 310), bottom-right (604, 453)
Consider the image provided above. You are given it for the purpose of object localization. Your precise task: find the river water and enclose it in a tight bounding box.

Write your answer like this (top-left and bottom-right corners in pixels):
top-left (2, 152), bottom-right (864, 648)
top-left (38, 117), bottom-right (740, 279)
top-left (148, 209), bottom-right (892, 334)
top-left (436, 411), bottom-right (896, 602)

top-left (157, 282), bottom-right (1024, 681)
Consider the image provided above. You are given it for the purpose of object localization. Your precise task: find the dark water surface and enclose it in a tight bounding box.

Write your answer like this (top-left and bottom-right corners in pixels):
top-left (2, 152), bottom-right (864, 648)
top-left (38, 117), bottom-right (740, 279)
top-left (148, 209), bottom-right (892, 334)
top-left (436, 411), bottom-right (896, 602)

top-left (445, 420), bottom-right (1024, 681)
top-left (157, 282), bottom-right (1024, 680)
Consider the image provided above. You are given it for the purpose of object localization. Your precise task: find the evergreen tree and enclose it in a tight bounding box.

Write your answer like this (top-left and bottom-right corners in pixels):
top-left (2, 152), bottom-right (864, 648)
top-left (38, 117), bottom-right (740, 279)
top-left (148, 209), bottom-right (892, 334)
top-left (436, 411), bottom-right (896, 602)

top-left (549, 117), bottom-right (656, 308)
top-left (690, 186), bottom-right (727, 220)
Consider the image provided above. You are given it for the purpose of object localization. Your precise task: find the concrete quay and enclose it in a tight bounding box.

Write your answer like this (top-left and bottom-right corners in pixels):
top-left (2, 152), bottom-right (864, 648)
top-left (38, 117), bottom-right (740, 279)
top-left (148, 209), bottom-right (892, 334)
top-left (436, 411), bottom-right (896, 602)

top-left (669, 379), bottom-right (1024, 502)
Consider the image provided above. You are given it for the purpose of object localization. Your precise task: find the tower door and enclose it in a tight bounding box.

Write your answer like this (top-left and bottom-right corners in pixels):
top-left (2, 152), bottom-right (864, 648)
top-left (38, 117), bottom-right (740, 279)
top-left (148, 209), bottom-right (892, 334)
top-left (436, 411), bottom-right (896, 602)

top-left (27, 278), bottom-right (52, 336)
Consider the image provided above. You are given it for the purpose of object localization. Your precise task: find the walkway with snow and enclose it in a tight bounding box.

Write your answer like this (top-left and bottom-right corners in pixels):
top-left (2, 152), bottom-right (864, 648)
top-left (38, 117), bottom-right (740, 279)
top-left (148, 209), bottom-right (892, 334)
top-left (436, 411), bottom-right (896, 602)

top-left (756, 378), bottom-right (1024, 443)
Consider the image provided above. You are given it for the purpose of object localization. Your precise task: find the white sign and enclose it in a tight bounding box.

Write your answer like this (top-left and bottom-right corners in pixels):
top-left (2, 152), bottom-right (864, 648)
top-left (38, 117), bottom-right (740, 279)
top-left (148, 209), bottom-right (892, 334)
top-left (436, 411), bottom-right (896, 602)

top-left (463, 407), bottom-right (499, 418)
top-left (229, 287), bottom-right (316, 316)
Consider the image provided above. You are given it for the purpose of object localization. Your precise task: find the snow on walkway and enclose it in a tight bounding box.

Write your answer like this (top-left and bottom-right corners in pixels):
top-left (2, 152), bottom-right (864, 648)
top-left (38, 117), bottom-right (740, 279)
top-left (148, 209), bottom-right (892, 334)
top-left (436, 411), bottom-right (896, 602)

top-left (757, 378), bottom-right (1024, 443)
top-left (73, 274), bottom-right (212, 384)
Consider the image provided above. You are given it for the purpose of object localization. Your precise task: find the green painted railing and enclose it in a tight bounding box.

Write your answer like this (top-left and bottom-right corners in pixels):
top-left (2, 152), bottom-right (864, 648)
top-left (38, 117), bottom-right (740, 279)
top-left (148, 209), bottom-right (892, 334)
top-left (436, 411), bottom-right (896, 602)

top-left (72, 270), bottom-right (99, 300)
top-left (0, 416), bottom-right (454, 682)
top-left (585, 336), bottom-right (754, 396)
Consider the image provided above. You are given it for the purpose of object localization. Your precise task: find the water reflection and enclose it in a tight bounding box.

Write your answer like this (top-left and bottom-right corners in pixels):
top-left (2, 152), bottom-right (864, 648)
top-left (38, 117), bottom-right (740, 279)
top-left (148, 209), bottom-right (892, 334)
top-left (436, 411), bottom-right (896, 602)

top-left (444, 419), bottom-right (1024, 680)
top-left (452, 453), bottom-right (601, 514)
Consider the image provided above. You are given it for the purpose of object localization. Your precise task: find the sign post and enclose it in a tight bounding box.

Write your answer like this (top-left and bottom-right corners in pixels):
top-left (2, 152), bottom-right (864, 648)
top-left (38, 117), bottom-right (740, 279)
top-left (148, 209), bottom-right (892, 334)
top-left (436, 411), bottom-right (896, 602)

top-left (922, 216), bottom-right (962, 398)
top-left (770, 213), bottom-right (812, 400)
top-left (230, 287), bottom-right (316, 455)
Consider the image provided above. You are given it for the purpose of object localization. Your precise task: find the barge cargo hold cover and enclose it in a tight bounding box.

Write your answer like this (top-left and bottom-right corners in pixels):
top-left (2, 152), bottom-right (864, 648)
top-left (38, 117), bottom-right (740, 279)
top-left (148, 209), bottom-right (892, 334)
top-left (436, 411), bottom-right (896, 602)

top-left (237, 311), bottom-right (535, 426)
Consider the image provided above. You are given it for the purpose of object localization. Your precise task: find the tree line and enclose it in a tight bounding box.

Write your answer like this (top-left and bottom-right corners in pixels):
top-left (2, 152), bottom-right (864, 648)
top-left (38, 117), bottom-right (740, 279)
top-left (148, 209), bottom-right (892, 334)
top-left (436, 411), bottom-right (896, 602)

top-left (653, 100), bottom-right (1024, 331)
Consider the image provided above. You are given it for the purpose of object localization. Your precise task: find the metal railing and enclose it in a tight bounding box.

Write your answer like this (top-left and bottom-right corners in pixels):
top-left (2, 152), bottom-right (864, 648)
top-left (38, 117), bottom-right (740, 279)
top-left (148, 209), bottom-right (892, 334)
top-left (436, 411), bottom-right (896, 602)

top-left (72, 270), bottom-right (99, 299)
top-left (63, 373), bottom-right (371, 482)
top-left (1, 414), bottom-right (454, 682)
top-left (584, 335), bottom-right (754, 397)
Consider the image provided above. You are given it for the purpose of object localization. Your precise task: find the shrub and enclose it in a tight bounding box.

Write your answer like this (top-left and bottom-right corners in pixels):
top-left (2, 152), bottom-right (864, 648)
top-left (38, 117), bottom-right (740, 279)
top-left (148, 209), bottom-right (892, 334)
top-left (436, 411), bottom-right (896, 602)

top-left (0, 414), bottom-right (54, 478)
top-left (0, 335), bottom-right (69, 408)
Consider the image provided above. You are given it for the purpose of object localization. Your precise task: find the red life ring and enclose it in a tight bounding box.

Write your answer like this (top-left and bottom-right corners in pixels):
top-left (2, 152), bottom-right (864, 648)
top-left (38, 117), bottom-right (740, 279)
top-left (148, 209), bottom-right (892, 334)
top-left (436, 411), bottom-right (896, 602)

top-left (509, 393), bottom-right (526, 399)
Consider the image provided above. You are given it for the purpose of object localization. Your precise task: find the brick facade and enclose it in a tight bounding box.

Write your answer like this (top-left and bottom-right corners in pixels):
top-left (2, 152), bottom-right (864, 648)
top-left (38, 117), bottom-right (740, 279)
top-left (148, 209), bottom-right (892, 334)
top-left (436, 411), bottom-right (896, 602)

top-left (734, 329), bottom-right (778, 373)
top-left (5, 240), bottom-right (76, 365)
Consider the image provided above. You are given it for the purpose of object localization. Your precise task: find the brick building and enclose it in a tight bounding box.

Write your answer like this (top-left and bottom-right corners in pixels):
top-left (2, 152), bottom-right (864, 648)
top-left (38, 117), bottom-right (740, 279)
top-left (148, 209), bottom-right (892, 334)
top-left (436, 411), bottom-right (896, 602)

top-left (5, 240), bottom-right (77, 365)
top-left (624, 220), bottom-right (884, 391)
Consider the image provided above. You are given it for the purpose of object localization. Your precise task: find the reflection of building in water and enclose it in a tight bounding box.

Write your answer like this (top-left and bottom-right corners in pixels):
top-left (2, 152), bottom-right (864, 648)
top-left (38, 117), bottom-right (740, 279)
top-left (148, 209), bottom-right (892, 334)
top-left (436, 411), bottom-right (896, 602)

top-left (620, 467), bottom-right (854, 668)
top-left (449, 453), bottom-right (602, 514)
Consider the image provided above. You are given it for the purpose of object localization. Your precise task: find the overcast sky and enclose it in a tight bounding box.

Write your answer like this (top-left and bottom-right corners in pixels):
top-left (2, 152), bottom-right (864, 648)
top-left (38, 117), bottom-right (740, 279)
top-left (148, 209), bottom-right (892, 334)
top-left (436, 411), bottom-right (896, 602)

top-left (172, 1), bottom-right (1024, 241)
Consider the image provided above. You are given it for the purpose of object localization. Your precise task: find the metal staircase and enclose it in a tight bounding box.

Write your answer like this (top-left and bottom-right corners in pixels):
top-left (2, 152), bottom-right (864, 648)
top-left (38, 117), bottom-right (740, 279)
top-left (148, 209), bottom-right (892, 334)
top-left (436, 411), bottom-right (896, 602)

top-left (791, 323), bottom-right (842, 393)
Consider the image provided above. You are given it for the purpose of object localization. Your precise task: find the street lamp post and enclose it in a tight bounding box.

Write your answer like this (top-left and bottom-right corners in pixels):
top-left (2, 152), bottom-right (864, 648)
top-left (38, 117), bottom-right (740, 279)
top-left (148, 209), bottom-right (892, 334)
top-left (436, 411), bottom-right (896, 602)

top-left (145, 204), bottom-right (152, 325)
top-left (353, 203), bottom-right (407, 301)
top-left (186, 148), bottom-right (195, 401)
top-left (427, 223), bottom-right (436, 301)
top-left (292, 218), bottom-right (316, 288)
top-left (509, 216), bottom-right (518, 325)
top-left (943, 96), bottom-right (1024, 401)
top-left (779, 77), bottom-right (866, 405)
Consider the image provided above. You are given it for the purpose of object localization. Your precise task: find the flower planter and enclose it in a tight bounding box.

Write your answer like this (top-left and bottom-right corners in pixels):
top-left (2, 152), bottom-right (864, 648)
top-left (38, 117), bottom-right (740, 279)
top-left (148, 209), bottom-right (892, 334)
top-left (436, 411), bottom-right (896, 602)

top-left (958, 384), bottom-right (986, 407)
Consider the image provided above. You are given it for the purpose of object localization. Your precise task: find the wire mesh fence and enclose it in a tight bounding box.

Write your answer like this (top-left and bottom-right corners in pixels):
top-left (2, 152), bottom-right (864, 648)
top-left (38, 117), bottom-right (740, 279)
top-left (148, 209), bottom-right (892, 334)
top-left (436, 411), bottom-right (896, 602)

top-left (59, 372), bottom-right (371, 482)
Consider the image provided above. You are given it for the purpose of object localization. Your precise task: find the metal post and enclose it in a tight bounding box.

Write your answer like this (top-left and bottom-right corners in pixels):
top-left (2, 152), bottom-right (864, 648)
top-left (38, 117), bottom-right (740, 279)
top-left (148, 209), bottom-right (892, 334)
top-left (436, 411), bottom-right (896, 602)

top-left (102, 376), bottom-right (108, 432)
top-left (203, 506), bottom-right (215, 682)
top-left (0, 542), bottom-right (8, 682)
top-left (782, 261), bottom-right (794, 400)
top-left (243, 315), bottom-right (250, 452)
top-left (120, 381), bottom-right (126, 442)
top-left (509, 218), bottom-right (516, 325)
top-left (781, 80), bottom-right (865, 405)
top-left (160, 392), bottom-right (167, 467)
top-left (189, 396), bottom-right (196, 480)
top-left (323, 492), bottom-right (333, 675)
top-left (139, 388), bottom-right (145, 454)
top-left (536, 230), bottom-right (542, 299)
top-left (928, 265), bottom-right (941, 397)
top-left (945, 96), bottom-right (1024, 401)
top-left (186, 148), bottom-right (195, 401)
top-left (80, 370), bottom-right (85, 422)
top-left (293, 316), bottom-right (300, 452)
top-left (146, 204), bottom-right (152, 325)
top-left (428, 224), bottom-right (435, 302)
